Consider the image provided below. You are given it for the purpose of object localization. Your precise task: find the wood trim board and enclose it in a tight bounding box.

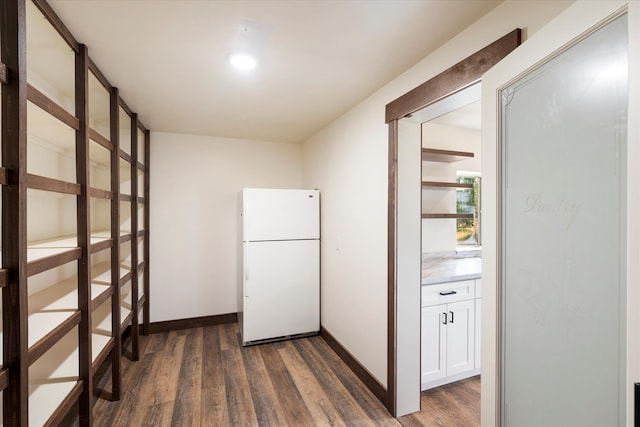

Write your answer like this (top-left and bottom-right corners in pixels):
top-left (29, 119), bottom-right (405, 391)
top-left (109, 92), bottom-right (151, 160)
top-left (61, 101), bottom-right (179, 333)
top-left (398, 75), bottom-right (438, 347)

top-left (147, 313), bottom-right (238, 334)
top-left (320, 327), bottom-right (387, 405)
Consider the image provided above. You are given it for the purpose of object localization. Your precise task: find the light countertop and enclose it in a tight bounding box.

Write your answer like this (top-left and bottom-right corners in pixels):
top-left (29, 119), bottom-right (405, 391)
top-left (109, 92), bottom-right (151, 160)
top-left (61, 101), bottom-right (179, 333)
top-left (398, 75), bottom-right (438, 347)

top-left (422, 252), bottom-right (481, 286)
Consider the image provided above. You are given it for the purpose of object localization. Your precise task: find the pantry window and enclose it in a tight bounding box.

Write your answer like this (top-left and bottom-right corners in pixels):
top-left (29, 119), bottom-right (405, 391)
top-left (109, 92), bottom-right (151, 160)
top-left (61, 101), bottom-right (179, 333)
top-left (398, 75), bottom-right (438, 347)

top-left (456, 174), bottom-right (481, 247)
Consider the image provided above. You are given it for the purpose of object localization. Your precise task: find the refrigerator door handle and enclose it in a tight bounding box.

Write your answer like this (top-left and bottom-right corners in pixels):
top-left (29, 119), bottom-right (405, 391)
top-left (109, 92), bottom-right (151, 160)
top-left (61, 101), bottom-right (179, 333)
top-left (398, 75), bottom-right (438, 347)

top-left (244, 245), bottom-right (249, 297)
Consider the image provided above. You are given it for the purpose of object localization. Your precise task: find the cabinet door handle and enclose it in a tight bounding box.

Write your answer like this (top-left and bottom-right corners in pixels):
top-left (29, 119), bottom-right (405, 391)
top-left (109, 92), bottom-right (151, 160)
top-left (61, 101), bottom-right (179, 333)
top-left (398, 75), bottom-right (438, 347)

top-left (439, 290), bottom-right (457, 296)
top-left (442, 312), bottom-right (448, 325)
top-left (449, 311), bottom-right (454, 323)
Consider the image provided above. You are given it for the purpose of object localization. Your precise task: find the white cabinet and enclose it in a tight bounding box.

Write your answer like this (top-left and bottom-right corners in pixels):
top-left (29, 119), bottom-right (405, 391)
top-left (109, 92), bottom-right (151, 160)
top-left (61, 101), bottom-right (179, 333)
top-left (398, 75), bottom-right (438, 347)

top-left (421, 279), bottom-right (480, 390)
top-left (421, 304), bottom-right (447, 384)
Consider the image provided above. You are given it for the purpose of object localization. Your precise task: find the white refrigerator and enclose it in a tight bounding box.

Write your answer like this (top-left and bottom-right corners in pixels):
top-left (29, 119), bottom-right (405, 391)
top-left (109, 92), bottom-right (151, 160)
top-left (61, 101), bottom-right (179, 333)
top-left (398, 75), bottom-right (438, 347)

top-left (239, 188), bottom-right (320, 346)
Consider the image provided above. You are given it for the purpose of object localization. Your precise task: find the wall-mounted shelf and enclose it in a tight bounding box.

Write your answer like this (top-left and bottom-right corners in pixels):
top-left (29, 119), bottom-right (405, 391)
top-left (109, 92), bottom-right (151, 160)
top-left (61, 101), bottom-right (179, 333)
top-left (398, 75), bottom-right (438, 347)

top-left (421, 181), bottom-right (474, 189)
top-left (422, 148), bottom-right (474, 163)
top-left (422, 213), bottom-right (474, 219)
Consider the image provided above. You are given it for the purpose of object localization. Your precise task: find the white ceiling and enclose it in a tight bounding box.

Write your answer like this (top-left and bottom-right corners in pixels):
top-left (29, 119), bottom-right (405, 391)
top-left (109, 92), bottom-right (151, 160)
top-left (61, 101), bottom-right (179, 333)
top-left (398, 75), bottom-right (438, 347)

top-left (47, 0), bottom-right (502, 144)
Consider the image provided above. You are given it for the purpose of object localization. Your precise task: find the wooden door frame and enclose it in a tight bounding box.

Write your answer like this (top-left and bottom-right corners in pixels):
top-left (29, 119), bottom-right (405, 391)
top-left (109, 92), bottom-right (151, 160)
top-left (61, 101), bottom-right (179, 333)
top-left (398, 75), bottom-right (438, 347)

top-left (384, 29), bottom-right (522, 416)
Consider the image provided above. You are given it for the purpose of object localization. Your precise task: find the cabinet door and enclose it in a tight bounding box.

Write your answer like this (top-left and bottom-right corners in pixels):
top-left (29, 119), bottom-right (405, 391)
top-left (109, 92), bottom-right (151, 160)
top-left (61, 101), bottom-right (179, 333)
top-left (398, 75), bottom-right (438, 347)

top-left (421, 304), bottom-right (447, 386)
top-left (446, 299), bottom-right (475, 376)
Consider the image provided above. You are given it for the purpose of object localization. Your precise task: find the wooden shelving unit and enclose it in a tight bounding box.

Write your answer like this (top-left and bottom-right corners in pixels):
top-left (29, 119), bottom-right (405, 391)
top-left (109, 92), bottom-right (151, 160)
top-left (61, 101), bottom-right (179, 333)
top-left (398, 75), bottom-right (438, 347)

top-left (1, 0), bottom-right (151, 424)
top-left (421, 148), bottom-right (474, 163)
top-left (421, 148), bottom-right (475, 220)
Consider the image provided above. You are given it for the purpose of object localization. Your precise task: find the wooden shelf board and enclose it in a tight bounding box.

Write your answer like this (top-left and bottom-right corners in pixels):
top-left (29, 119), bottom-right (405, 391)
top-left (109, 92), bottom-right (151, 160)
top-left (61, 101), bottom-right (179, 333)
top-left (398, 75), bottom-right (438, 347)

top-left (121, 310), bottom-right (133, 331)
top-left (43, 380), bottom-right (83, 427)
top-left (90, 231), bottom-right (114, 254)
top-left (27, 83), bottom-right (80, 131)
top-left (421, 148), bottom-right (474, 163)
top-left (422, 181), bottom-right (474, 189)
top-left (89, 187), bottom-right (113, 200)
top-left (30, 379), bottom-right (81, 427)
top-left (89, 128), bottom-right (113, 152)
top-left (28, 311), bottom-right (81, 366)
top-left (91, 338), bottom-right (115, 374)
top-left (27, 247), bottom-right (81, 277)
top-left (422, 213), bottom-right (475, 219)
top-left (119, 150), bottom-right (132, 164)
top-left (5, 276), bottom-right (113, 364)
top-left (27, 174), bottom-right (81, 195)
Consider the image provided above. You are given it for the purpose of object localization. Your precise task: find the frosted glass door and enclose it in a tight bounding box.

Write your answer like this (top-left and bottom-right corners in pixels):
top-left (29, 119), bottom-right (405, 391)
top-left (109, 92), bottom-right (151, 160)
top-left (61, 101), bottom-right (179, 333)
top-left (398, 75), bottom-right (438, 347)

top-left (501, 14), bottom-right (628, 427)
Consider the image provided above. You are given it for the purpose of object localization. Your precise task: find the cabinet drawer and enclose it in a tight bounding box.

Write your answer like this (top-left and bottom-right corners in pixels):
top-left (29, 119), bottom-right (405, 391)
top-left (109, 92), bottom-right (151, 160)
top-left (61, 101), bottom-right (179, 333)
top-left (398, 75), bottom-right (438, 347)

top-left (475, 278), bottom-right (482, 298)
top-left (422, 280), bottom-right (474, 307)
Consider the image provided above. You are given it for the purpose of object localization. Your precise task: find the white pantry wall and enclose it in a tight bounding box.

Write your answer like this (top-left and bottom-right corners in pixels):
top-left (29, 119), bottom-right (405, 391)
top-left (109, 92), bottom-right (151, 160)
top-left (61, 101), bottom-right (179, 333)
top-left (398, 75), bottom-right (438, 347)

top-left (302, 0), bottom-right (573, 390)
top-left (149, 132), bottom-right (302, 322)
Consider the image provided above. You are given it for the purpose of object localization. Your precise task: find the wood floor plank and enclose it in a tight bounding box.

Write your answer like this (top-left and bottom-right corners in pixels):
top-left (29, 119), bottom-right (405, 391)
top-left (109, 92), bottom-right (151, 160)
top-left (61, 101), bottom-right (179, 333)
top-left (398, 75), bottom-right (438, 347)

top-left (277, 339), bottom-right (348, 427)
top-left (143, 402), bottom-right (174, 427)
top-left (110, 349), bottom-right (168, 425)
top-left (171, 328), bottom-right (203, 426)
top-left (150, 331), bottom-right (186, 405)
top-left (398, 376), bottom-right (480, 427)
top-left (200, 326), bottom-right (231, 426)
top-left (292, 337), bottom-right (383, 425)
top-left (308, 336), bottom-right (398, 425)
top-left (241, 344), bottom-right (289, 426)
top-left (144, 331), bottom-right (169, 354)
top-left (220, 323), bottom-right (259, 426)
top-left (259, 342), bottom-right (316, 426)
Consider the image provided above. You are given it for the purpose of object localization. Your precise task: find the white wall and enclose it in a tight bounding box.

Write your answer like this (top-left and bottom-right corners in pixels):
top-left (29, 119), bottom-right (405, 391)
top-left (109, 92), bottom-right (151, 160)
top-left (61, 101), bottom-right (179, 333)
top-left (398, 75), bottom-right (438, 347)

top-left (150, 132), bottom-right (302, 322)
top-left (302, 0), bottom-right (573, 390)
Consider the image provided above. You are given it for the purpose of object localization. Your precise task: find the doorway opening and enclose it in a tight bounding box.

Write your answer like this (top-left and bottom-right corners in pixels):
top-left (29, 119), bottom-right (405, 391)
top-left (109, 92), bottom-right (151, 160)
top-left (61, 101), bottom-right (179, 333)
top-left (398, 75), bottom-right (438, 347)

top-left (385, 30), bottom-right (522, 417)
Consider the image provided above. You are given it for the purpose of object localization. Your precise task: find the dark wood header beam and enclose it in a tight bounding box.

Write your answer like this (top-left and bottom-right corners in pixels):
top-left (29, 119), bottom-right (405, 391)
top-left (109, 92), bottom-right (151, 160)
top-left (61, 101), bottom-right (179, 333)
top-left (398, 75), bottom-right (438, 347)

top-left (385, 29), bottom-right (521, 123)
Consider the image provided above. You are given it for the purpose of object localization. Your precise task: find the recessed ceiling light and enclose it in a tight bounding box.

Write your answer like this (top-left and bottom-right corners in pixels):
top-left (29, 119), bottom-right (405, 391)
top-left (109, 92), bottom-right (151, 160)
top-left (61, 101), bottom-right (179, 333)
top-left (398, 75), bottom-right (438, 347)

top-left (230, 54), bottom-right (257, 70)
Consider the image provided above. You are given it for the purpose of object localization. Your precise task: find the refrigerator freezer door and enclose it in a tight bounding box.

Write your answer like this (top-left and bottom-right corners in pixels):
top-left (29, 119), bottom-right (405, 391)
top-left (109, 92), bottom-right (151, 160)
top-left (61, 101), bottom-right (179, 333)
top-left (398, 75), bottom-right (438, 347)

top-left (243, 188), bottom-right (319, 241)
top-left (242, 239), bottom-right (319, 344)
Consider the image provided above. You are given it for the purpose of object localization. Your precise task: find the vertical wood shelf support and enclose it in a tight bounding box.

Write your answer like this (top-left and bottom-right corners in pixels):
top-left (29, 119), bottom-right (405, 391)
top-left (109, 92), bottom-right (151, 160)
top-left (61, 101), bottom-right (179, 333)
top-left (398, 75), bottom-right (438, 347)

top-left (130, 113), bottom-right (139, 361)
top-left (143, 129), bottom-right (151, 336)
top-left (110, 87), bottom-right (122, 401)
top-left (75, 43), bottom-right (93, 426)
top-left (1, 0), bottom-right (29, 424)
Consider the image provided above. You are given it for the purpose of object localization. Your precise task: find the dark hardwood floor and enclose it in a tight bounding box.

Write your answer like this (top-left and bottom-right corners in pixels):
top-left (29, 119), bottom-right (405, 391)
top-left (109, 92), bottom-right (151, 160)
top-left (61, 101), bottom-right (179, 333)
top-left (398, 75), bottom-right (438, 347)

top-left (65, 323), bottom-right (480, 426)
top-left (397, 377), bottom-right (480, 427)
